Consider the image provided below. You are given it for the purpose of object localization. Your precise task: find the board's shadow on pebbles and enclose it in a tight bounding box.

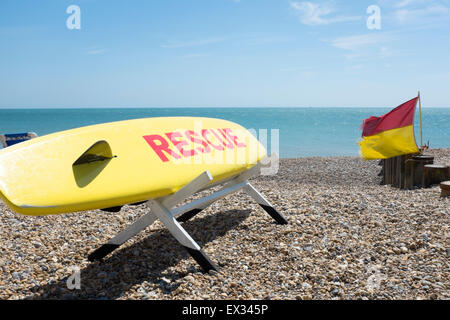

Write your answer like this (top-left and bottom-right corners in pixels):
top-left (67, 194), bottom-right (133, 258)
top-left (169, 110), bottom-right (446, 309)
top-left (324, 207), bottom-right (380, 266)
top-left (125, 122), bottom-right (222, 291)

top-left (26, 209), bottom-right (251, 300)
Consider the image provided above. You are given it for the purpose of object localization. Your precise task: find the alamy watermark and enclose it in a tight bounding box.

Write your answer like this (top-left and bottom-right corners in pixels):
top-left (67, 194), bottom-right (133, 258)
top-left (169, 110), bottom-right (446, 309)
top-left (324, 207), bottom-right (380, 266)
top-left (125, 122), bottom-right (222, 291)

top-left (66, 266), bottom-right (81, 290)
top-left (66, 4), bottom-right (381, 31)
top-left (66, 5), bottom-right (81, 30)
top-left (366, 264), bottom-right (386, 292)
top-left (141, 121), bottom-right (280, 175)
top-left (367, 5), bottom-right (381, 30)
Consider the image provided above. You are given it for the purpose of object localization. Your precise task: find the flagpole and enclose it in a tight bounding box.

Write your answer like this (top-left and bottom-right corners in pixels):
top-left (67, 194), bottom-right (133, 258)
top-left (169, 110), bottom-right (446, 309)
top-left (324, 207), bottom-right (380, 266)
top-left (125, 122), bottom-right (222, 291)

top-left (418, 91), bottom-right (423, 152)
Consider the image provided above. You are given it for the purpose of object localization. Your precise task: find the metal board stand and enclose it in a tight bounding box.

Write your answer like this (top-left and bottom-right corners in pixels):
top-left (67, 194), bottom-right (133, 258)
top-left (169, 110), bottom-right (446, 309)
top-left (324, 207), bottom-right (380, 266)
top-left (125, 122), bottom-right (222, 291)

top-left (88, 157), bottom-right (288, 273)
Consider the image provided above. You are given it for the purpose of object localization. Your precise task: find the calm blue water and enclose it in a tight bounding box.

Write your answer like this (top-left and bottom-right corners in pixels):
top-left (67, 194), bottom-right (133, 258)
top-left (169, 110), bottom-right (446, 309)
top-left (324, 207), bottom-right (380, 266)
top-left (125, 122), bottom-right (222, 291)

top-left (0, 108), bottom-right (449, 158)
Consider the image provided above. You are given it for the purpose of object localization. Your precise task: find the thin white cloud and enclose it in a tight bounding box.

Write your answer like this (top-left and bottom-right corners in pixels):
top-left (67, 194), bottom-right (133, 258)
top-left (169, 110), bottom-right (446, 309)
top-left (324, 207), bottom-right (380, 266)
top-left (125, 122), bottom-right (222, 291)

top-left (162, 34), bottom-right (293, 50)
top-left (279, 67), bottom-right (315, 78)
top-left (86, 48), bottom-right (106, 55)
top-left (329, 33), bottom-right (396, 61)
top-left (161, 37), bottom-right (225, 49)
top-left (378, 0), bottom-right (433, 8)
top-left (395, 4), bottom-right (450, 23)
top-left (290, 1), bottom-right (362, 26)
top-left (351, 64), bottom-right (364, 70)
top-left (395, 0), bottom-right (418, 8)
top-left (244, 35), bottom-right (293, 45)
top-left (377, 0), bottom-right (450, 25)
top-left (182, 53), bottom-right (209, 59)
top-left (330, 33), bottom-right (390, 51)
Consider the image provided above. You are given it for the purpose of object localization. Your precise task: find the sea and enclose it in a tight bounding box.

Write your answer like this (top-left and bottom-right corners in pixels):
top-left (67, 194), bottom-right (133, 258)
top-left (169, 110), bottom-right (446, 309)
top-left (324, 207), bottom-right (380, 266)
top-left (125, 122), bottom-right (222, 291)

top-left (0, 108), bottom-right (449, 158)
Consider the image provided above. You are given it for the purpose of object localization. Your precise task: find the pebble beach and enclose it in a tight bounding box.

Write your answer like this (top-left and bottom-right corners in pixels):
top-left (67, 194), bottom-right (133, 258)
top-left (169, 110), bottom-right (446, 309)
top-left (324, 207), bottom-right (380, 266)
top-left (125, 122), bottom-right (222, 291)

top-left (0, 149), bottom-right (449, 300)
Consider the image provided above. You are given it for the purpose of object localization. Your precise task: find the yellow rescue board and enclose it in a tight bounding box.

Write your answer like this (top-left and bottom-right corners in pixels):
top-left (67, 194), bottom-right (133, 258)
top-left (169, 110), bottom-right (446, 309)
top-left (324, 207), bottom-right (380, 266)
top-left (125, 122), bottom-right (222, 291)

top-left (0, 117), bottom-right (266, 216)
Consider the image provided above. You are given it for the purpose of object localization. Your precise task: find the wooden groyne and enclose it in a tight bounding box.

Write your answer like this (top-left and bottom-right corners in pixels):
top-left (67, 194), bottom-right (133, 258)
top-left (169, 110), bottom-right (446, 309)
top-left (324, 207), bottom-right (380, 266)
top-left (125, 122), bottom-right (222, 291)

top-left (381, 154), bottom-right (450, 190)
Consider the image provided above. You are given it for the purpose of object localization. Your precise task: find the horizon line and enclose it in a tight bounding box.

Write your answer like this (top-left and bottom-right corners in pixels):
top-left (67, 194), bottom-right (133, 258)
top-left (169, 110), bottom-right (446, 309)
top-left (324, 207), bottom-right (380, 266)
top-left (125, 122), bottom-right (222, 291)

top-left (0, 106), bottom-right (449, 109)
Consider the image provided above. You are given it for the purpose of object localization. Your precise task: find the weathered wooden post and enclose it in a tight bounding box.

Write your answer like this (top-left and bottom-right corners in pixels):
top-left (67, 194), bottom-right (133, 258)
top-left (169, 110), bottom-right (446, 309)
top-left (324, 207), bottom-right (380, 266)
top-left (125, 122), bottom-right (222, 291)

top-left (382, 158), bottom-right (389, 185)
top-left (441, 181), bottom-right (450, 197)
top-left (392, 156), bottom-right (399, 188)
top-left (399, 155), bottom-right (409, 189)
top-left (387, 156), bottom-right (393, 185)
top-left (423, 165), bottom-right (450, 188)
top-left (404, 155), bottom-right (434, 189)
top-left (399, 155), bottom-right (407, 188)
top-left (382, 154), bottom-right (415, 189)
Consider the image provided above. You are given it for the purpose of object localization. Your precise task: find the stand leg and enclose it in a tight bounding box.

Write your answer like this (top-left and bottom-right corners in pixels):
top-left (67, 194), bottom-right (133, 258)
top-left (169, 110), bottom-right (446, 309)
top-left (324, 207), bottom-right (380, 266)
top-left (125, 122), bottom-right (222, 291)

top-left (175, 172), bottom-right (255, 223)
top-left (88, 212), bottom-right (157, 261)
top-left (176, 208), bottom-right (205, 222)
top-left (183, 246), bottom-right (220, 273)
top-left (87, 165), bottom-right (286, 272)
top-left (173, 180), bottom-right (249, 222)
top-left (244, 183), bottom-right (288, 225)
top-left (149, 200), bottom-right (219, 273)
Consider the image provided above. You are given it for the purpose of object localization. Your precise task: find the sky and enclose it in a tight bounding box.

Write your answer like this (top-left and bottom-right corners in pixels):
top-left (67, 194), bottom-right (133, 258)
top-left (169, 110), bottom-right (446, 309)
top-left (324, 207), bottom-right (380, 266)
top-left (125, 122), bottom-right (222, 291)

top-left (1, 0), bottom-right (450, 108)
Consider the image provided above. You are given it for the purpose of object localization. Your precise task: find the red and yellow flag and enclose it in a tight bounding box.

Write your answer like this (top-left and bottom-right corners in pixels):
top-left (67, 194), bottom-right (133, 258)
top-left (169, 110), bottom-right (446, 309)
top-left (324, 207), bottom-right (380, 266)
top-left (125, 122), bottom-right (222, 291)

top-left (359, 97), bottom-right (419, 160)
